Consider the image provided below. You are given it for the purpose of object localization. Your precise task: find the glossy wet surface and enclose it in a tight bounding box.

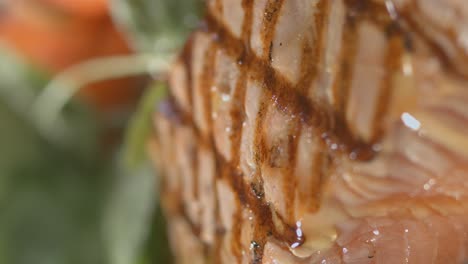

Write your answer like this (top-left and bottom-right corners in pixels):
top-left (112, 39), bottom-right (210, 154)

top-left (151, 0), bottom-right (468, 263)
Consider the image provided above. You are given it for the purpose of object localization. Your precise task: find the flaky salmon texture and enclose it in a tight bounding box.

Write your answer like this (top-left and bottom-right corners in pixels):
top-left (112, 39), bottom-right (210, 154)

top-left (149, 0), bottom-right (468, 263)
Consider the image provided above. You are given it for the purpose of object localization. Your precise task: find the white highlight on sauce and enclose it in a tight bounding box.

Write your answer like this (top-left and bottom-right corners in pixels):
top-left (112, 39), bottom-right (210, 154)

top-left (401, 112), bottom-right (421, 131)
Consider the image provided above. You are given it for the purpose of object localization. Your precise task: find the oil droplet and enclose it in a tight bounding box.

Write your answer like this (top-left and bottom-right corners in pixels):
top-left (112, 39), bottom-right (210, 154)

top-left (373, 230), bottom-right (380, 236)
top-left (401, 112), bottom-right (421, 131)
top-left (291, 221), bottom-right (305, 249)
top-left (291, 242), bottom-right (301, 249)
top-left (251, 182), bottom-right (264, 199)
top-left (385, 0), bottom-right (398, 20)
top-left (423, 179), bottom-right (436, 191)
top-left (221, 93), bottom-right (231, 102)
top-left (250, 241), bottom-right (260, 250)
top-left (296, 221), bottom-right (303, 238)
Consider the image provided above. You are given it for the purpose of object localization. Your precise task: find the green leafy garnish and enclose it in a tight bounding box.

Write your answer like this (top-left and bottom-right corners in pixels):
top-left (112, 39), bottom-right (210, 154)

top-left (123, 82), bottom-right (167, 169)
top-left (0, 45), bottom-right (106, 264)
top-left (111, 0), bottom-right (204, 52)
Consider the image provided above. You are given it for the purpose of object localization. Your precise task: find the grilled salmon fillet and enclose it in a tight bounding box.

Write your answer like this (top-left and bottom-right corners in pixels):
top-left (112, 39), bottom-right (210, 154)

top-left (149, 0), bottom-right (468, 263)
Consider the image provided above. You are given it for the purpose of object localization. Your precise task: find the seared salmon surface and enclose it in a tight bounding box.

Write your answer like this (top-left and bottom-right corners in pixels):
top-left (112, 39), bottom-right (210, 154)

top-left (150, 0), bottom-right (468, 263)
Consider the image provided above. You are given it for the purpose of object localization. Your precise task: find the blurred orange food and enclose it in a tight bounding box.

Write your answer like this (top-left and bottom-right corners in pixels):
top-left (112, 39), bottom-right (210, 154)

top-left (0, 0), bottom-right (144, 113)
top-left (39, 0), bottom-right (109, 18)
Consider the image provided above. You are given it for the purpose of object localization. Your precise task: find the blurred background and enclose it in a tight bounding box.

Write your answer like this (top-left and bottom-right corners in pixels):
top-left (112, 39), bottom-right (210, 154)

top-left (0, 0), bottom-right (202, 263)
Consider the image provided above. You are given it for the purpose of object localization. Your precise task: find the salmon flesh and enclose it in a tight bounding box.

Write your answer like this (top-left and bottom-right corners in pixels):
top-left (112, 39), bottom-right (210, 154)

top-left (149, 0), bottom-right (468, 263)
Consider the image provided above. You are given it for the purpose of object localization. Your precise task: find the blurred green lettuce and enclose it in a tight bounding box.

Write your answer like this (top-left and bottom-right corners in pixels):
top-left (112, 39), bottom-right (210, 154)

top-left (0, 0), bottom-right (205, 263)
top-left (111, 0), bottom-right (204, 52)
top-left (0, 45), bottom-right (106, 264)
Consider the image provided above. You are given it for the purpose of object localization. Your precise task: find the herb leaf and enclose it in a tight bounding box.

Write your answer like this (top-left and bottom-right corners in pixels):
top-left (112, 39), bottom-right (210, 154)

top-left (110, 0), bottom-right (204, 52)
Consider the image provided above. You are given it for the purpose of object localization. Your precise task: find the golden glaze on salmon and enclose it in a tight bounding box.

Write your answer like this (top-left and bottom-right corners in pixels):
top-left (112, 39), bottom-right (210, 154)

top-left (150, 0), bottom-right (468, 263)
